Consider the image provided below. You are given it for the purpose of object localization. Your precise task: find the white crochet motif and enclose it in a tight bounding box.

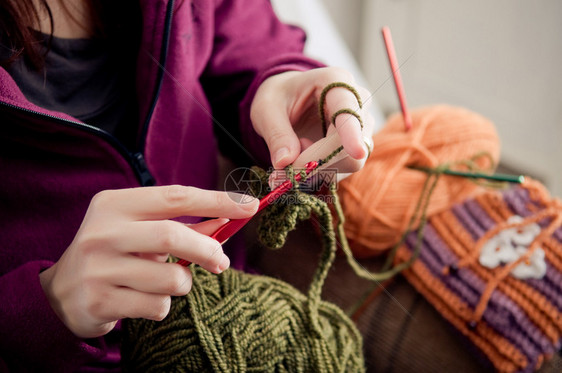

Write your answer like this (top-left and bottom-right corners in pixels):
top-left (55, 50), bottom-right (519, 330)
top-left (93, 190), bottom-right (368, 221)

top-left (478, 215), bottom-right (546, 279)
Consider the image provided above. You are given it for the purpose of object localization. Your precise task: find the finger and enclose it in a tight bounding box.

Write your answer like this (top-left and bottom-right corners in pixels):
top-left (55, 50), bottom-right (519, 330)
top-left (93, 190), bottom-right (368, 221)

top-left (361, 111), bottom-right (376, 137)
top-left (102, 256), bottom-right (192, 296)
top-left (252, 102), bottom-right (301, 169)
top-left (306, 67), bottom-right (368, 159)
top-left (188, 218), bottom-right (233, 245)
top-left (90, 186), bottom-right (259, 221)
top-left (269, 134), bottom-right (362, 190)
top-left (357, 85), bottom-right (373, 110)
top-left (296, 132), bottom-right (363, 170)
top-left (188, 218), bottom-right (230, 236)
top-left (250, 72), bottom-right (304, 169)
top-left (324, 86), bottom-right (367, 160)
top-left (299, 137), bottom-right (314, 152)
top-left (94, 286), bottom-right (173, 322)
top-left (134, 252), bottom-right (169, 262)
top-left (118, 220), bottom-right (229, 274)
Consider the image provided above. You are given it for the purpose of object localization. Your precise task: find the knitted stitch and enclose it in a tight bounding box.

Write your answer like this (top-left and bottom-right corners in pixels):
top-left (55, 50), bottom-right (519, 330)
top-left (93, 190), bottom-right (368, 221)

top-left (395, 180), bottom-right (562, 373)
top-left (122, 266), bottom-right (364, 372)
top-left (121, 81), bottom-right (368, 371)
top-left (338, 105), bottom-right (501, 256)
top-left (121, 163), bottom-right (365, 372)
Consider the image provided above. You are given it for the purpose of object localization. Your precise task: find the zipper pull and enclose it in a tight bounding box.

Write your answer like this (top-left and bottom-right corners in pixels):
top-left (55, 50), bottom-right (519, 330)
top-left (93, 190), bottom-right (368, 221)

top-left (132, 152), bottom-right (156, 186)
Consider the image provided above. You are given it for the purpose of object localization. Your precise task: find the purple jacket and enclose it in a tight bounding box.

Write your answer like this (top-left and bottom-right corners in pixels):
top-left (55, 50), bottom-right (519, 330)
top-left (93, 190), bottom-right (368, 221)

top-left (0, 0), bottom-right (322, 371)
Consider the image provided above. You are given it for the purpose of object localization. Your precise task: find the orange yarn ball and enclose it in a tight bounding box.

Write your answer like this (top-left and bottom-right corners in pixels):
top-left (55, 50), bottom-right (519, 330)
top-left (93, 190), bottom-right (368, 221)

top-left (338, 105), bottom-right (501, 258)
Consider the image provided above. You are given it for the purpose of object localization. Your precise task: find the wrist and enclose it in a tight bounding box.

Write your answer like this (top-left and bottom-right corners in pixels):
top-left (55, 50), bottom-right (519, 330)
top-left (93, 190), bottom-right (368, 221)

top-left (39, 264), bottom-right (67, 333)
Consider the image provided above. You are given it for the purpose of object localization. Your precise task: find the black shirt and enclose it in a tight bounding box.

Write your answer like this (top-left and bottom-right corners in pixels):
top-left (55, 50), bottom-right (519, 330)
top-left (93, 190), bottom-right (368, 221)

top-left (1, 30), bottom-right (138, 149)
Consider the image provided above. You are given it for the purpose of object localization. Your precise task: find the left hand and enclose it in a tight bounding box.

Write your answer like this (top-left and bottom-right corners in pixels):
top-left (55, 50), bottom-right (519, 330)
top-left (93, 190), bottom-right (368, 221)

top-left (250, 67), bottom-right (375, 173)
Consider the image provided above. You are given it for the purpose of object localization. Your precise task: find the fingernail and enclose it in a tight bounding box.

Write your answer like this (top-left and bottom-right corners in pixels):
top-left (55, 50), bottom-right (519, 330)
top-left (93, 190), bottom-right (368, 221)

top-left (227, 192), bottom-right (257, 206)
top-left (245, 198), bottom-right (259, 214)
top-left (362, 143), bottom-right (370, 158)
top-left (273, 147), bottom-right (289, 166)
top-left (217, 254), bottom-right (230, 273)
top-left (362, 136), bottom-right (373, 159)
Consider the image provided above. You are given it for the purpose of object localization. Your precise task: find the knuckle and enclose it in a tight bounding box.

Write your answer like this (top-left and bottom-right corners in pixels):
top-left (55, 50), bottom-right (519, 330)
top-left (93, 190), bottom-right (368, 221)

top-left (213, 191), bottom-right (231, 208)
top-left (78, 232), bottom-right (108, 260)
top-left (97, 322), bottom-right (117, 337)
top-left (267, 128), bottom-right (290, 146)
top-left (155, 221), bottom-right (181, 252)
top-left (163, 184), bottom-right (192, 209)
top-left (83, 287), bottom-right (107, 319)
top-left (167, 267), bottom-right (192, 295)
top-left (165, 267), bottom-right (184, 293)
top-left (89, 190), bottom-right (112, 211)
top-left (182, 275), bottom-right (193, 294)
top-left (203, 241), bottom-right (223, 269)
top-left (150, 297), bottom-right (171, 321)
top-left (77, 223), bottom-right (123, 257)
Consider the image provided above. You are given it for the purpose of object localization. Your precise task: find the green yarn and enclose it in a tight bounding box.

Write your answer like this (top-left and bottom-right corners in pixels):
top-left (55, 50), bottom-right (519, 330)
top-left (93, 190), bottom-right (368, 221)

top-left (122, 266), bottom-right (364, 372)
top-left (248, 165), bottom-right (317, 250)
top-left (331, 109), bottom-right (364, 131)
top-left (318, 81), bottom-right (364, 136)
top-left (121, 161), bottom-right (365, 372)
top-left (121, 81), bottom-right (370, 372)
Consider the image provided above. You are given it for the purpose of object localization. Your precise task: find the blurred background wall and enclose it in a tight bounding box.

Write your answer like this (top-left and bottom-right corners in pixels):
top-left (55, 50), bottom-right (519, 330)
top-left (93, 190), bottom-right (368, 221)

top-left (273, 0), bottom-right (562, 197)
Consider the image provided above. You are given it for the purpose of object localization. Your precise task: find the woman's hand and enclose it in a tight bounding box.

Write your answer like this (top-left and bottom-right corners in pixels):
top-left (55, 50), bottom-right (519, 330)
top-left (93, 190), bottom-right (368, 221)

top-left (39, 185), bottom-right (258, 339)
top-left (251, 67), bottom-right (375, 173)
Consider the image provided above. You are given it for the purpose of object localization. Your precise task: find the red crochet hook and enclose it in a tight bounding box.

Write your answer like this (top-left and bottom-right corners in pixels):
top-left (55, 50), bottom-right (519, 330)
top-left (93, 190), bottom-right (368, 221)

top-left (382, 26), bottom-right (412, 131)
top-left (177, 161), bottom-right (319, 266)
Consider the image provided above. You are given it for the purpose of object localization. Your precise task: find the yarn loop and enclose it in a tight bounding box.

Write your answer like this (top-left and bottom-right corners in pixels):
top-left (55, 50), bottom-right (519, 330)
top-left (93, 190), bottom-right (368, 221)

top-left (122, 266), bottom-right (364, 372)
top-left (122, 162), bottom-right (366, 372)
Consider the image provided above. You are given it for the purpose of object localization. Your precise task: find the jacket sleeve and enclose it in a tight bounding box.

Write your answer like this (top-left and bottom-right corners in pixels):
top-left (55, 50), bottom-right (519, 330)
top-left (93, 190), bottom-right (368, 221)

top-left (200, 0), bottom-right (325, 166)
top-left (0, 261), bottom-right (106, 372)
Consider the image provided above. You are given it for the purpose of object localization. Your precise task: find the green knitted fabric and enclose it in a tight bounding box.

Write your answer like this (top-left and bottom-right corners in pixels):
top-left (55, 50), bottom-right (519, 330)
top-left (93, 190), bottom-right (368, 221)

top-left (122, 266), bottom-right (364, 372)
top-left (121, 163), bottom-right (365, 372)
top-left (248, 165), bottom-right (316, 250)
top-left (121, 82), bottom-right (368, 371)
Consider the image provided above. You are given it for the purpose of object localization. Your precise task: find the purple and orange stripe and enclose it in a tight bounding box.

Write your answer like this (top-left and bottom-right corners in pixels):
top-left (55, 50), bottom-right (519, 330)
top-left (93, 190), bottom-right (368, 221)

top-left (395, 183), bottom-right (562, 372)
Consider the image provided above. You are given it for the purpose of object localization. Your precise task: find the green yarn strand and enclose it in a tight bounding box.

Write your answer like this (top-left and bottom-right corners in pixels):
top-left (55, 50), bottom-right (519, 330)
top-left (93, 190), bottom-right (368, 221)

top-left (122, 267), bottom-right (364, 372)
top-left (122, 159), bottom-right (365, 372)
top-left (318, 81), bottom-right (364, 136)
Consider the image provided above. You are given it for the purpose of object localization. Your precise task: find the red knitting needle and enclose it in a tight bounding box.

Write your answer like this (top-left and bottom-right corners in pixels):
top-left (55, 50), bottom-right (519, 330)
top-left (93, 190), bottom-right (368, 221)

top-left (176, 161), bottom-right (319, 266)
top-left (382, 26), bottom-right (412, 131)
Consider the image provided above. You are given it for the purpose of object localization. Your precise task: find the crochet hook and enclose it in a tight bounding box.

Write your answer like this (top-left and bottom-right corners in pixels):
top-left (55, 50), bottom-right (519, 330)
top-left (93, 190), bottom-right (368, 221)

top-left (177, 161), bottom-right (319, 266)
top-left (382, 26), bottom-right (412, 132)
top-left (410, 166), bottom-right (525, 184)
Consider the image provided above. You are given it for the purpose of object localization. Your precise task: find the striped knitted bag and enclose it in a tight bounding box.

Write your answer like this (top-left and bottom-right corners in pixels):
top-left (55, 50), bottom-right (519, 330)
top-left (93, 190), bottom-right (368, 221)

top-left (395, 180), bottom-right (562, 373)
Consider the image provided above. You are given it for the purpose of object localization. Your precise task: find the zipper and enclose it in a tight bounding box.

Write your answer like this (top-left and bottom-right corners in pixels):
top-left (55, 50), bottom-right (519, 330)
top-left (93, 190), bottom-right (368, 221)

top-left (0, 0), bottom-right (176, 187)
top-left (0, 101), bottom-right (155, 186)
top-left (138, 0), bottom-right (175, 152)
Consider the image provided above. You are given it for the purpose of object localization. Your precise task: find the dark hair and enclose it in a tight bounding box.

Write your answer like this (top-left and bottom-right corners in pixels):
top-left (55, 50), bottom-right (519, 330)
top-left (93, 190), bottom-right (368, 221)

top-left (0, 0), bottom-right (50, 68)
top-left (0, 0), bottom-right (118, 69)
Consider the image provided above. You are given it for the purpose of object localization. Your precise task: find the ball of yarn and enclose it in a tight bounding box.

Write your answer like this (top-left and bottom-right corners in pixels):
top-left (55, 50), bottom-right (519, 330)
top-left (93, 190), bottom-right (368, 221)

top-left (338, 105), bottom-right (500, 257)
top-left (121, 266), bottom-right (365, 372)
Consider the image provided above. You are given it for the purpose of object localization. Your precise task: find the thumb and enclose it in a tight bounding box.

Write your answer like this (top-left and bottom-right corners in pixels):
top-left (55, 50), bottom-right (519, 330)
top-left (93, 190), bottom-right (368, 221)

top-left (252, 106), bottom-right (301, 169)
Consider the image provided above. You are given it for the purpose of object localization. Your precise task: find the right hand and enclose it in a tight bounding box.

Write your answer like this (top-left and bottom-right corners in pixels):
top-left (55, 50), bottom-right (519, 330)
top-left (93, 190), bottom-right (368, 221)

top-left (39, 185), bottom-right (258, 339)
